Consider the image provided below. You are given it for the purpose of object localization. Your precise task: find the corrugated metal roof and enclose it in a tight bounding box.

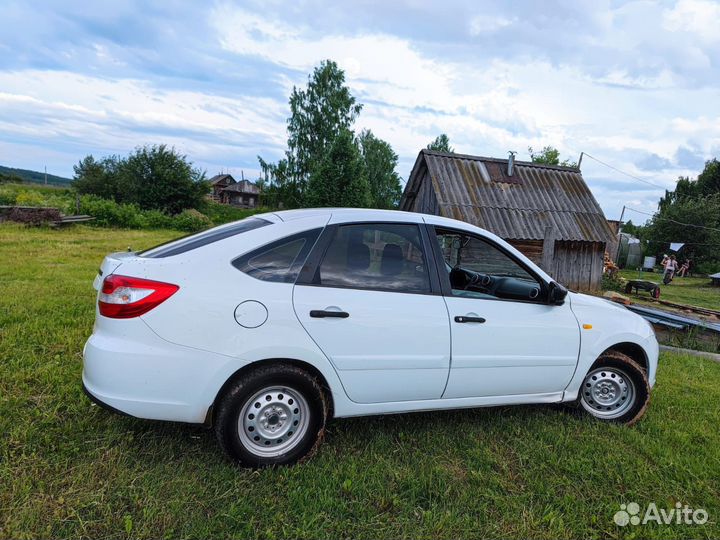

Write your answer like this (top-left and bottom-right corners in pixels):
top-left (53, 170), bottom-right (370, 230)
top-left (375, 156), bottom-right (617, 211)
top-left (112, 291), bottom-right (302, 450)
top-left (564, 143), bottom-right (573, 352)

top-left (402, 150), bottom-right (614, 243)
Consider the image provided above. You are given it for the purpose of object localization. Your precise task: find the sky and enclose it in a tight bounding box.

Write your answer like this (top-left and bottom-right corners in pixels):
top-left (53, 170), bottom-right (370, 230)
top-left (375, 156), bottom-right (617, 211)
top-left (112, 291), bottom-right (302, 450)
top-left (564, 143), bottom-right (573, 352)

top-left (1, 0), bottom-right (719, 221)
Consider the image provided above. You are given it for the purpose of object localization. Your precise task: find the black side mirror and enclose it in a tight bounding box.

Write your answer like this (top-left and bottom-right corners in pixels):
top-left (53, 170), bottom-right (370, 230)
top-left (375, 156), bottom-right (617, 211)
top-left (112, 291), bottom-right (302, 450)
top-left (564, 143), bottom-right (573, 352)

top-left (548, 281), bottom-right (568, 305)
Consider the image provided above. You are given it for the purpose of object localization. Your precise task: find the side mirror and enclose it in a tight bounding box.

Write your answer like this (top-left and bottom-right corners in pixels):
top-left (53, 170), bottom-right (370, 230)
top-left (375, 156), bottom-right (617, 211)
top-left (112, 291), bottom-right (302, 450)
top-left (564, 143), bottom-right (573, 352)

top-left (548, 281), bottom-right (568, 305)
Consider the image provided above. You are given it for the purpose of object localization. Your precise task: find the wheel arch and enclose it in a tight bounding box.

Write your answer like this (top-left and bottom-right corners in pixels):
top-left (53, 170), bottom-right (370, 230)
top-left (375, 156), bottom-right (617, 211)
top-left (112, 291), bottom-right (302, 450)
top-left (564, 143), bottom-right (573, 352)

top-left (601, 342), bottom-right (649, 372)
top-left (208, 358), bottom-right (335, 425)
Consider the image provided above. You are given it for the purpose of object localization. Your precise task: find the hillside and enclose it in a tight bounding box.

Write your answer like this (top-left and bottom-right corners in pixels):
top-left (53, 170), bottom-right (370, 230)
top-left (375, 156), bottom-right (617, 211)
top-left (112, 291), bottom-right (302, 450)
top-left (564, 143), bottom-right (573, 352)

top-left (0, 165), bottom-right (72, 186)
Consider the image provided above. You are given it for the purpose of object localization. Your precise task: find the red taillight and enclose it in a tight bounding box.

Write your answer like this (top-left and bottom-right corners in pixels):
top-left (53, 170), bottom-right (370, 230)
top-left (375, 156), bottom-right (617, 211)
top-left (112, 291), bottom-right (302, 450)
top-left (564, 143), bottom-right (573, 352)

top-left (98, 274), bottom-right (179, 319)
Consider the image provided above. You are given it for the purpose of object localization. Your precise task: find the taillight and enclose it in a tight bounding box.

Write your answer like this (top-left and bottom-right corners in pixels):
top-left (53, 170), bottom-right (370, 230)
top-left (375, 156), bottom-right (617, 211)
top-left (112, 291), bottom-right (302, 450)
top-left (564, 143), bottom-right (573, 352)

top-left (98, 274), bottom-right (179, 319)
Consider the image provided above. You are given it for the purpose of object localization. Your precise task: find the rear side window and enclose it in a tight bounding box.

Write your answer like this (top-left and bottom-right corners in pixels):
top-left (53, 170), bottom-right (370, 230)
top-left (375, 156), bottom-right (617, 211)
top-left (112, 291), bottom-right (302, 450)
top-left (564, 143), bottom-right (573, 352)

top-left (232, 229), bottom-right (321, 283)
top-left (313, 223), bottom-right (430, 293)
top-left (141, 218), bottom-right (270, 258)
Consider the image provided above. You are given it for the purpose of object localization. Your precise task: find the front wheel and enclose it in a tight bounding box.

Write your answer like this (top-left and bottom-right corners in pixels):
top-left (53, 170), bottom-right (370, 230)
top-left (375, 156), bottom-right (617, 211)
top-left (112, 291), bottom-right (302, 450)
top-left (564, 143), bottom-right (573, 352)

top-left (579, 352), bottom-right (650, 425)
top-left (214, 364), bottom-right (328, 467)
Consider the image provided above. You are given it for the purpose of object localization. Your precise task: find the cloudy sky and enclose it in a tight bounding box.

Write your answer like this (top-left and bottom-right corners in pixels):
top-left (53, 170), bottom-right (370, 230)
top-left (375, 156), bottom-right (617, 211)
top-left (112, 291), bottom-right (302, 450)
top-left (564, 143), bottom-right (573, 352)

top-left (1, 0), bottom-right (719, 221)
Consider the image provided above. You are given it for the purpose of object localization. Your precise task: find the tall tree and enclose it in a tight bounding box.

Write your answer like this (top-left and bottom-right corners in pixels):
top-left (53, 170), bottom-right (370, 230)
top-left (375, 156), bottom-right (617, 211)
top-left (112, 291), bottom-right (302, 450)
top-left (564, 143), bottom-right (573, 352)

top-left (426, 134), bottom-right (454, 153)
top-left (358, 129), bottom-right (402, 209)
top-left (305, 129), bottom-right (370, 208)
top-left (259, 60), bottom-right (362, 207)
top-left (528, 146), bottom-right (577, 167)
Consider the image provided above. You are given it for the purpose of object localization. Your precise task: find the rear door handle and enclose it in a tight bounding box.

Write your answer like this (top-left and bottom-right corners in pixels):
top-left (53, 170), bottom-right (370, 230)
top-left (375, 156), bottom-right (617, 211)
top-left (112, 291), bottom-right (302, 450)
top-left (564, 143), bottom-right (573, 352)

top-left (310, 310), bottom-right (349, 318)
top-left (454, 315), bottom-right (486, 324)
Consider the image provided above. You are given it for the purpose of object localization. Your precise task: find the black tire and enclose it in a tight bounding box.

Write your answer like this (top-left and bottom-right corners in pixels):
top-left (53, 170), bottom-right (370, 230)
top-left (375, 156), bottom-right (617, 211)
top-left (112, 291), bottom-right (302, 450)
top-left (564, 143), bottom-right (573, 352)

top-left (214, 363), bottom-right (328, 467)
top-left (652, 286), bottom-right (660, 299)
top-left (624, 283), bottom-right (633, 294)
top-left (577, 352), bottom-right (650, 425)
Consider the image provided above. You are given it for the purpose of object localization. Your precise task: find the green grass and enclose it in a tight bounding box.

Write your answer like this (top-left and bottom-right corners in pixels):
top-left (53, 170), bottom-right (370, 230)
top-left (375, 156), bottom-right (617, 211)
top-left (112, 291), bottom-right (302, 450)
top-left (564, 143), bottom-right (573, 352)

top-left (618, 269), bottom-right (720, 311)
top-left (2, 224), bottom-right (720, 539)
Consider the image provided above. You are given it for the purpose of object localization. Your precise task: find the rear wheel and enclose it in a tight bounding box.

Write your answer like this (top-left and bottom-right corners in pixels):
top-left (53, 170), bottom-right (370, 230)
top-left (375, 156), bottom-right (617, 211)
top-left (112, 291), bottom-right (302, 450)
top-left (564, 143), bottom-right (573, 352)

top-left (579, 352), bottom-right (649, 425)
top-left (214, 364), bottom-right (328, 467)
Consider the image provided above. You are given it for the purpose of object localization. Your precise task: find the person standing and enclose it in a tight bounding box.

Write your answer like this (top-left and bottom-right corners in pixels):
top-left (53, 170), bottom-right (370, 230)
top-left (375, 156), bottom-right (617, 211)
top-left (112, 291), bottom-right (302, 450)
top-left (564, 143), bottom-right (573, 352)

top-left (664, 255), bottom-right (678, 284)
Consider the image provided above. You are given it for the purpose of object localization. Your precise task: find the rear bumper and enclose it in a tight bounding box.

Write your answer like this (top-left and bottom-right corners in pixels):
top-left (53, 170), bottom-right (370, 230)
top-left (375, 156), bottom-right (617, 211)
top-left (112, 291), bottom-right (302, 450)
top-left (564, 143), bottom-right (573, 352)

top-left (82, 381), bottom-right (132, 417)
top-left (82, 317), bottom-right (248, 423)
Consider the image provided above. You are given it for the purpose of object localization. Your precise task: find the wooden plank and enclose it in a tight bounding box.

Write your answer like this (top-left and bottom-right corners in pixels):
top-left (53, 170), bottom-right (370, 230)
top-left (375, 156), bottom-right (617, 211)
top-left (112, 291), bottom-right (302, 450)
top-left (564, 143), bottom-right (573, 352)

top-left (540, 226), bottom-right (556, 278)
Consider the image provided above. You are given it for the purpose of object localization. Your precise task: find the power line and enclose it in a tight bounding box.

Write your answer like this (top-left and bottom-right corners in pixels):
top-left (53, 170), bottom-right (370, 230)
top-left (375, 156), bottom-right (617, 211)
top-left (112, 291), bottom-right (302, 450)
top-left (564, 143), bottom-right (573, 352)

top-left (582, 153), bottom-right (668, 190)
top-left (624, 207), bottom-right (720, 233)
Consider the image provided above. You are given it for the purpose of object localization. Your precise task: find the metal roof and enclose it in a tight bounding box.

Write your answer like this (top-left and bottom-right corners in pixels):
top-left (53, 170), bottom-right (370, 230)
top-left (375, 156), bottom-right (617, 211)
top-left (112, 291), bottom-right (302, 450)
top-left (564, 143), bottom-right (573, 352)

top-left (401, 149), bottom-right (614, 243)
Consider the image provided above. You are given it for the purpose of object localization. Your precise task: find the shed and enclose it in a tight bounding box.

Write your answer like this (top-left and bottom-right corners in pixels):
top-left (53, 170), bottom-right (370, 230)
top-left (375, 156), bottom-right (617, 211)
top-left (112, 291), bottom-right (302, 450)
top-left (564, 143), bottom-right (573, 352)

top-left (399, 149), bottom-right (614, 291)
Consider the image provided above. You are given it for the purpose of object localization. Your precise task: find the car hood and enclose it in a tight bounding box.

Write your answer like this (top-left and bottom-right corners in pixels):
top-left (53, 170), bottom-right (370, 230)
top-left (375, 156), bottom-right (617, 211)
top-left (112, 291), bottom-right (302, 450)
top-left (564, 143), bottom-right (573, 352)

top-left (568, 291), bottom-right (629, 313)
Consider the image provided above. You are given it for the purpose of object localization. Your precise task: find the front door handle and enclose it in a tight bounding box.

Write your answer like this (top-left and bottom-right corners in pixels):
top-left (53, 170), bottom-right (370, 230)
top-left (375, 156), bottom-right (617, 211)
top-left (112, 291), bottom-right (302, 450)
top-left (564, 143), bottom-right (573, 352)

top-left (454, 315), bottom-right (486, 324)
top-left (310, 310), bottom-right (349, 318)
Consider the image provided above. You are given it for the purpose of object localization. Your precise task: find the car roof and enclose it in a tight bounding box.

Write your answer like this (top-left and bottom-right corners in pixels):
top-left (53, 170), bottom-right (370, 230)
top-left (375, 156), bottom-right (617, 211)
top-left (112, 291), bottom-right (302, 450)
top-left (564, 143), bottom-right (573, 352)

top-left (270, 208), bottom-right (490, 233)
top-left (270, 208), bottom-right (419, 222)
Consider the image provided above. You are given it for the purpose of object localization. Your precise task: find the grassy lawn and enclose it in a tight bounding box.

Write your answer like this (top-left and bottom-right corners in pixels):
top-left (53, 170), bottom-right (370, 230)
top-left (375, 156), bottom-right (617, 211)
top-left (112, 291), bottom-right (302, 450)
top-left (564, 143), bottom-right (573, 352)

top-left (2, 224), bottom-right (720, 539)
top-left (618, 269), bottom-right (720, 312)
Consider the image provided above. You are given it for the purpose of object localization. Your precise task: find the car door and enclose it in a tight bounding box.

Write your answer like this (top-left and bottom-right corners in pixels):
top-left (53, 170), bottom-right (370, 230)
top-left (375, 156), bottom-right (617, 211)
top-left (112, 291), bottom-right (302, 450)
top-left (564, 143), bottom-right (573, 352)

top-left (429, 226), bottom-right (580, 399)
top-left (293, 222), bottom-right (451, 404)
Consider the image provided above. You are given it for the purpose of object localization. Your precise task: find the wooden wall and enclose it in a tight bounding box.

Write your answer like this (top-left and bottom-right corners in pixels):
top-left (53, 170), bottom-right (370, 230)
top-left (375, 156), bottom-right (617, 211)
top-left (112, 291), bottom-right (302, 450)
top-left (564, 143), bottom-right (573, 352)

top-left (551, 241), bottom-right (605, 291)
top-left (511, 239), bottom-right (604, 291)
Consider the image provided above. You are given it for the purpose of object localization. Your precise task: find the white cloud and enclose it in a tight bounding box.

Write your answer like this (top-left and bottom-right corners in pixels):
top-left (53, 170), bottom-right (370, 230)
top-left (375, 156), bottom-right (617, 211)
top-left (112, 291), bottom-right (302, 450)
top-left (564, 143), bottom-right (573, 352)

top-left (663, 0), bottom-right (720, 43)
top-left (468, 14), bottom-right (515, 35)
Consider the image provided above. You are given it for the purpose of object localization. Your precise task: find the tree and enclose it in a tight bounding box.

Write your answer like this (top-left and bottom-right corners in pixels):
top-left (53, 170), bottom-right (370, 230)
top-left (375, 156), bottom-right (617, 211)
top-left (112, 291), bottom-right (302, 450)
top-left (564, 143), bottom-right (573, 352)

top-left (646, 158), bottom-right (720, 272)
top-left (259, 60), bottom-right (362, 207)
top-left (528, 146), bottom-right (577, 167)
top-left (427, 134), bottom-right (454, 153)
top-left (358, 129), bottom-right (402, 209)
top-left (72, 155), bottom-right (118, 200)
top-left (72, 145), bottom-right (208, 214)
top-left (305, 129), bottom-right (370, 208)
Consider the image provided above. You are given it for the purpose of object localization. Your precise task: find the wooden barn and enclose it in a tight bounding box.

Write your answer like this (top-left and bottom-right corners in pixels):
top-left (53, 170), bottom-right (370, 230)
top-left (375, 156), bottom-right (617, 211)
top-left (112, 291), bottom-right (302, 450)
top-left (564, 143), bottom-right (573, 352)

top-left (400, 149), bottom-right (614, 291)
top-left (208, 174), bottom-right (260, 208)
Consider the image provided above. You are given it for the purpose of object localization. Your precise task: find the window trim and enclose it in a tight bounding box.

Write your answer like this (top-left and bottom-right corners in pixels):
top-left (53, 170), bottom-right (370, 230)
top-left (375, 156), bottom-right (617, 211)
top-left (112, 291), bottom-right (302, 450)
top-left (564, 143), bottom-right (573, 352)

top-left (231, 228), bottom-right (322, 283)
top-left (426, 224), bottom-right (550, 304)
top-left (295, 221), bottom-right (442, 296)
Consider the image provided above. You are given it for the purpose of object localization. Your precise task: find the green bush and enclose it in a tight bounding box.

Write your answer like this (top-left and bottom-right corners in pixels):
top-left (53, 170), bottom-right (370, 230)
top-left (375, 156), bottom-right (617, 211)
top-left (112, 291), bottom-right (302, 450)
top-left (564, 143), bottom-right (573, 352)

top-left (601, 271), bottom-right (625, 292)
top-left (77, 195), bottom-right (214, 232)
top-left (15, 190), bottom-right (47, 207)
top-left (200, 200), bottom-right (265, 225)
top-left (141, 209), bottom-right (175, 230)
top-left (78, 195), bottom-right (145, 228)
top-left (694, 262), bottom-right (720, 276)
top-left (173, 208), bottom-right (212, 232)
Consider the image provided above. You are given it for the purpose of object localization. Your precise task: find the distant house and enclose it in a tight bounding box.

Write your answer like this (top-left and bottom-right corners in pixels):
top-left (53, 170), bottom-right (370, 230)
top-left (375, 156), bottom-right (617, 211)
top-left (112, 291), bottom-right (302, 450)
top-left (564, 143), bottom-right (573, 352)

top-left (208, 174), bottom-right (260, 208)
top-left (399, 149), bottom-right (614, 291)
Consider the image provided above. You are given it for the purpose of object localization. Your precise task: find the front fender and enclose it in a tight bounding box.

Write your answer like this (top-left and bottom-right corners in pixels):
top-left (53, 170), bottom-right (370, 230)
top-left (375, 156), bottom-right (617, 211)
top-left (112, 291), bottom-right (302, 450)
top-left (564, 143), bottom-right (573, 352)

top-left (565, 294), bottom-right (658, 400)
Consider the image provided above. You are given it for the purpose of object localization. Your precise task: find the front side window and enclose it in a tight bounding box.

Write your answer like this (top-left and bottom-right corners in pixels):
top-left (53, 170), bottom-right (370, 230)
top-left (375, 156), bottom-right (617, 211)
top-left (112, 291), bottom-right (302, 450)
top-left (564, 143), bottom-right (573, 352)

top-left (436, 229), bottom-right (543, 302)
top-left (314, 223), bottom-right (430, 293)
top-left (233, 229), bottom-right (321, 283)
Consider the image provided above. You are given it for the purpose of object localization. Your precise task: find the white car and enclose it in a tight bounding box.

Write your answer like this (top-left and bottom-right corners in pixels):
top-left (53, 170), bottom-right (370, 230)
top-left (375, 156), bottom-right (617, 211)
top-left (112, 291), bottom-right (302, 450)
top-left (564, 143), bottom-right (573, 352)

top-left (83, 208), bottom-right (658, 467)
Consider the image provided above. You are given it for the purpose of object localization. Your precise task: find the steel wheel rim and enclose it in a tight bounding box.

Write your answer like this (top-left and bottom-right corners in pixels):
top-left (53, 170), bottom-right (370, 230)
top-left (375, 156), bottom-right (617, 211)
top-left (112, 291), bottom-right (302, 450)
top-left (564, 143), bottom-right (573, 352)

top-left (580, 367), bottom-right (636, 419)
top-left (238, 385), bottom-right (309, 457)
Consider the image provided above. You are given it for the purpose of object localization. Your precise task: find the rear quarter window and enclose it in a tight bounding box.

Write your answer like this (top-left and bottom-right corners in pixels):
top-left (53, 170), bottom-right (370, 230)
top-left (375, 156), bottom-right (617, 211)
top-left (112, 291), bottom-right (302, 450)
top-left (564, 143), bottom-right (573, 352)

top-left (232, 229), bottom-right (322, 283)
top-left (141, 217), bottom-right (271, 258)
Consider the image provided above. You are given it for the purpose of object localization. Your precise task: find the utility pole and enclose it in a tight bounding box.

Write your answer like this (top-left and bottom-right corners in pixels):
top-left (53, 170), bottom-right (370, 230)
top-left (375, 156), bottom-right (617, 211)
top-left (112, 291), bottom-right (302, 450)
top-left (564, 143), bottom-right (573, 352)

top-left (577, 151), bottom-right (584, 170)
top-left (44, 166), bottom-right (47, 185)
top-left (614, 205), bottom-right (626, 264)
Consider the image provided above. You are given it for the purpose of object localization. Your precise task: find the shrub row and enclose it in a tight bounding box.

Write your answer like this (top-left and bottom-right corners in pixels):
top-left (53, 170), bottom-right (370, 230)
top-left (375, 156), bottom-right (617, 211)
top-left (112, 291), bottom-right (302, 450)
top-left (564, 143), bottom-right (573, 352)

top-left (78, 196), bottom-right (213, 232)
top-left (0, 184), bottom-right (265, 232)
